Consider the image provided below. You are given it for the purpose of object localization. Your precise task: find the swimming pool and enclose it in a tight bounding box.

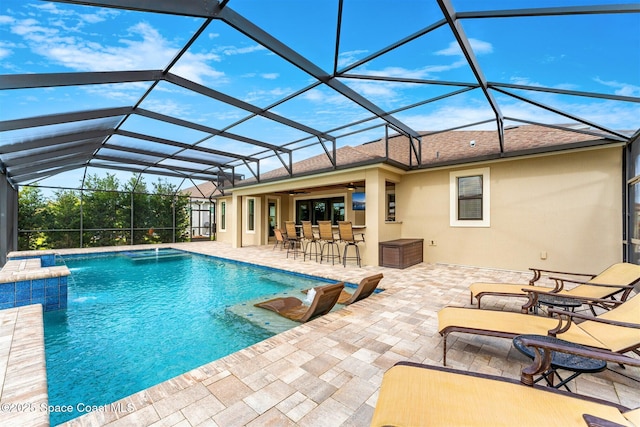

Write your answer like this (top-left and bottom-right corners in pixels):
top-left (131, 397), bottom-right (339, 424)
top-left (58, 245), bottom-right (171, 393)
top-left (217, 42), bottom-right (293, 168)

top-left (44, 249), bottom-right (337, 425)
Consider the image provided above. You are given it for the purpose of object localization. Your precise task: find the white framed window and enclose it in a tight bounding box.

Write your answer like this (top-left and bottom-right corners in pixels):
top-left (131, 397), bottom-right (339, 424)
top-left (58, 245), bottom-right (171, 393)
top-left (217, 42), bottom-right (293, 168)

top-left (219, 201), bottom-right (226, 231)
top-left (450, 167), bottom-right (490, 227)
top-left (246, 197), bottom-right (256, 233)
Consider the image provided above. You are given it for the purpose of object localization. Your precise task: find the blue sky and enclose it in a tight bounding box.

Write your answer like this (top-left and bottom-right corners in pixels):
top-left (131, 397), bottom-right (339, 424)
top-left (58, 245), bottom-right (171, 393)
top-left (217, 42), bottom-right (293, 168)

top-left (1, 0), bottom-right (639, 193)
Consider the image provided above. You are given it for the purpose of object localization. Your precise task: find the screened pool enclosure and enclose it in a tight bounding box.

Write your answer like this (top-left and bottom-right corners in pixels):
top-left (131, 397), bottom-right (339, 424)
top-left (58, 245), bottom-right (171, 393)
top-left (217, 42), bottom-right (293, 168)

top-left (1, 1), bottom-right (638, 265)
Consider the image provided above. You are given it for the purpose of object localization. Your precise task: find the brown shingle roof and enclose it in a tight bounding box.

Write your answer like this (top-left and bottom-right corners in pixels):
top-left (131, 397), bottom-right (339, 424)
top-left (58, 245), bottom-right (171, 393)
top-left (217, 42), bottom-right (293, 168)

top-left (184, 124), bottom-right (621, 193)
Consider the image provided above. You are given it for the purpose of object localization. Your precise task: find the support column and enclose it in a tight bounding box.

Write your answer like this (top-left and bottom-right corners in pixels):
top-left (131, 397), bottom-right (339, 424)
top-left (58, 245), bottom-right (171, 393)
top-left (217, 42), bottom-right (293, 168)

top-left (231, 193), bottom-right (242, 248)
top-left (364, 169), bottom-right (385, 266)
top-left (0, 176), bottom-right (18, 266)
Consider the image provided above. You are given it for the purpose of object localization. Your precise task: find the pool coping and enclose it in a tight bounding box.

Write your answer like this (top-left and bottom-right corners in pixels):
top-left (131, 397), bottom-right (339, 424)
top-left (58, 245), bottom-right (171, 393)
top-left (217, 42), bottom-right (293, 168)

top-left (0, 304), bottom-right (49, 426)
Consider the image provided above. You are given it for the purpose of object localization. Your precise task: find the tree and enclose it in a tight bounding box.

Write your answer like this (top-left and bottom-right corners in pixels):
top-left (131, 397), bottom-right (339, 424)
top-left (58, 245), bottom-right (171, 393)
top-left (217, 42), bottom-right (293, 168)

top-left (48, 189), bottom-right (81, 248)
top-left (82, 174), bottom-right (127, 247)
top-left (18, 186), bottom-right (50, 250)
top-left (149, 180), bottom-right (190, 243)
top-left (17, 174), bottom-right (192, 249)
top-left (123, 176), bottom-right (151, 244)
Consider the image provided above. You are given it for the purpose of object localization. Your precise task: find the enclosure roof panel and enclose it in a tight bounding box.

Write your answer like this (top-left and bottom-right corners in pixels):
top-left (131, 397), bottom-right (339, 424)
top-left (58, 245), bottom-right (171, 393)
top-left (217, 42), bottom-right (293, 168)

top-left (0, 0), bottom-right (638, 190)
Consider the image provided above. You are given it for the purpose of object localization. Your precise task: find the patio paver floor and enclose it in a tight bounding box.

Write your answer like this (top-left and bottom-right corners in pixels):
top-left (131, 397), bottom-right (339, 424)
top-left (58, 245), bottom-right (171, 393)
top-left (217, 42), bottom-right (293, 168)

top-left (4, 241), bottom-right (638, 426)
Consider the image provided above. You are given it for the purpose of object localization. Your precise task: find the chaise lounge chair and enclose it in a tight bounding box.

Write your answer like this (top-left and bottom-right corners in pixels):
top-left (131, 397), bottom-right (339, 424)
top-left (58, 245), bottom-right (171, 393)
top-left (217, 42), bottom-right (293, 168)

top-left (302, 273), bottom-right (384, 305)
top-left (438, 292), bottom-right (640, 365)
top-left (254, 282), bottom-right (344, 322)
top-left (338, 273), bottom-right (383, 305)
top-left (371, 346), bottom-right (640, 427)
top-left (469, 262), bottom-right (640, 310)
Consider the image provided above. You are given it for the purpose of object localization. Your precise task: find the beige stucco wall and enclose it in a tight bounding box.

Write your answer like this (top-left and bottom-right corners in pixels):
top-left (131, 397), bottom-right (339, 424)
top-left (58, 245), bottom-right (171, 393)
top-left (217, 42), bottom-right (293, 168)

top-left (398, 146), bottom-right (623, 272)
top-left (214, 196), bottom-right (233, 244)
top-left (215, 146), bottom-right (622, 271)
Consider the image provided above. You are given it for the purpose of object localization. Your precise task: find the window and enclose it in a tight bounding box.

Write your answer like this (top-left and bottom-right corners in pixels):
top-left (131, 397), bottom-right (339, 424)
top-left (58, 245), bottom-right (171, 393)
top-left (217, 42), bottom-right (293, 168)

top-left (458, 175), bottom-right (483, 220)
top-left (331, 200), bottom-right (345, 224)
top-left (450, 168), bottom-right (490, 227)
top-left (247, 198), bottom-right (255, 232)
top-left (313, 201), bottom-right (326, 223)
top-left (220, 201), bottom-right (226, 231)
top-left (295, 197), bottom-right (345, 224)
top-left (386, 181), bottom-right (396, 221)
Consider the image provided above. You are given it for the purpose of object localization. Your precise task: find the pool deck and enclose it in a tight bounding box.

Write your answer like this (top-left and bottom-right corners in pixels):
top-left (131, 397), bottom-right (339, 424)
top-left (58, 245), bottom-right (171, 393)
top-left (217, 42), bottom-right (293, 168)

top-left (2, 241), bottom-right (639, 426)
top-left (0, 304), bottom-right (48, 427)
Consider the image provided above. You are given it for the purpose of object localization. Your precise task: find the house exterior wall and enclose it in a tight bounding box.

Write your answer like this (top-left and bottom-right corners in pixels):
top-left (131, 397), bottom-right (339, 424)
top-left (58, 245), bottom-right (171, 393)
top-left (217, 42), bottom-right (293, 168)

top-left (215, 196), bottom-right (233, 244)
top-left (215, 146), bottom-right (622, 271)
top-left (398, 146), bottom-right (622, 272)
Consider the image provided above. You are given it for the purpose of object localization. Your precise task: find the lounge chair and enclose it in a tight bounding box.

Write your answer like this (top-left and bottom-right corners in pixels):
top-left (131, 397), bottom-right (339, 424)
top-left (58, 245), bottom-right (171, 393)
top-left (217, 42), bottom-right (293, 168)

top-left (338, 273), bottom-right (383, 305)
top-left (302, 273), bottom-right (384, 305)
top-left (371, 350), bottom-right (640, 427)
top-left (438, 292), bottom-right (640, 365)
top-left (254, 282), bottom-right (344, 322)
top-left (469, 262), bottom-right (640, 310)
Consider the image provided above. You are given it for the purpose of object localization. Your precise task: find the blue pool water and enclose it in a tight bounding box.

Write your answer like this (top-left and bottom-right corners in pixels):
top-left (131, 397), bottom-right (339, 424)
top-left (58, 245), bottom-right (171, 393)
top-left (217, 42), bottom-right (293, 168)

top-left (44, 249), bottom-right (334, 425)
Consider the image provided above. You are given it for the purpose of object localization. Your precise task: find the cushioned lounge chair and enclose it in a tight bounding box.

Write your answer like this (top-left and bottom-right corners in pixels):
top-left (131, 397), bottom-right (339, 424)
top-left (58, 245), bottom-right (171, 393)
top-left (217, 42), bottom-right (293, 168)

top-left (469, 262), bottom-right (640, 309)
top-left (371, 356), bottom-right (640, 427)
top-left (254, 282), bottom-right (344, 322)
top-left (438, 292), bottom-right (640, 365)
top-left (303, 273), bottom-right (383, 305)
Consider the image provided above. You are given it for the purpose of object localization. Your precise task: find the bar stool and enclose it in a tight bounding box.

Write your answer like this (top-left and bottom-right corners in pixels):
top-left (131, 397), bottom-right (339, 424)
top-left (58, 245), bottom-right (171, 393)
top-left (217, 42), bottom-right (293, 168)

top-left (301, 221), bottom-right (321, 262)
top-left (284, 221), bottom-right (303, 259)
top-left (318, 221), bottom-right (340, 265)
top-left (273, 228), bottom-right (287, 250)
top-left (338, 221), bottom-right (364, 267)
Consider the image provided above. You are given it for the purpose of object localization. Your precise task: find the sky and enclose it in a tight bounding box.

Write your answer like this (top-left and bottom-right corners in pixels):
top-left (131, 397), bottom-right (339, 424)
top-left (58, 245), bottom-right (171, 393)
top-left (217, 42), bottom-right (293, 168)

top-left (0, 0), bottom-right (639, 195)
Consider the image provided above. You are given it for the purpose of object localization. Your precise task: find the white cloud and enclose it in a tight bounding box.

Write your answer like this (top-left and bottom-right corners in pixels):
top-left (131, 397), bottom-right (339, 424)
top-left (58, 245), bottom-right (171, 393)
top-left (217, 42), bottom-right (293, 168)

top-left (435, 38), bottom-right (493, 56)
top-left (0, 47), bottom-right (11, 60)
top-left (0, 15), bottom-right (16, 25)
top-left (10, 18), bottom-right (59, 38)
top-left (394, 89), bottom-right (639, 133)
top-left (171, 51), bottom-right (226, 83)
top-left (83, 82), bottom-right (150, 102)
top-left (594, 77), bottom-right (640, 97)
top-left (337, 49), bottom-right (369, 68)
top-left (399, 104), bottom-right (496, 131)
top-left (32, 3), bottom-right (72, 15)
top-left (7, 16), bottom-right (224, 84)
top-left (344, 80), bottom-right (397, 99)
top-left (221, 45), bottom-right (266, 55)
top-left (32, 2), bottom-right (118, 30)
top-left (139, 98), bottom-right (191, 117)
top-left (79, 12), bottom-right (112, 25)
top-left (261, 73), bottom-right (279, 80)
top-left (243, 86), bottom-right (291, 104)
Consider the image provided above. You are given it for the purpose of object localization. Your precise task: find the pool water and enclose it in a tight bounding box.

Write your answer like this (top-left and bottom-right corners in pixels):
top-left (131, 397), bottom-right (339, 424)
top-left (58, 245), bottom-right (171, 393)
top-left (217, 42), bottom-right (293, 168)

top-left (44, 250), bottom-right (334, 425)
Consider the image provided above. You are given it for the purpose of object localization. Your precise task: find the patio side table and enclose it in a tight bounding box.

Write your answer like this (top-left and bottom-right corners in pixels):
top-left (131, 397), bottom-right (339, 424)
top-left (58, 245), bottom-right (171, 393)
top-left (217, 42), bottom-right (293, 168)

top-left (535, 293), bottom-right (581, 316)
top-left (512, 334), bottom-right (606, 392)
